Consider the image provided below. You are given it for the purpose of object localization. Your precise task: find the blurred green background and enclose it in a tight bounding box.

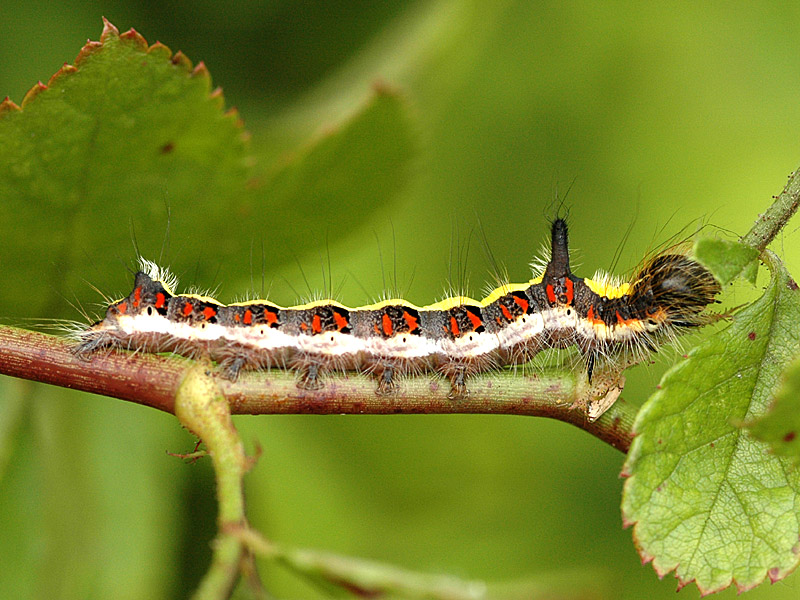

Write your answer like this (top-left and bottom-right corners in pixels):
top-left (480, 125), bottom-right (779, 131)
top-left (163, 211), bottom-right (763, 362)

top-left (2, 1), bottom-right (800, 598)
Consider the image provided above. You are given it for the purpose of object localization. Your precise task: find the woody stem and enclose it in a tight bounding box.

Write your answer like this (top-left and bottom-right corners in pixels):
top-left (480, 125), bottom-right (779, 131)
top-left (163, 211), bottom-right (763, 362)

top-left (0, 325), bottom-right (635, 452)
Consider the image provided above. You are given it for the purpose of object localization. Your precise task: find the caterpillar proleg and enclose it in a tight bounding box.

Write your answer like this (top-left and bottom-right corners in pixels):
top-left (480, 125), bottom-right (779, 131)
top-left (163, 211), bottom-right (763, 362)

top-left (74, 219), bottom-right (721, 401)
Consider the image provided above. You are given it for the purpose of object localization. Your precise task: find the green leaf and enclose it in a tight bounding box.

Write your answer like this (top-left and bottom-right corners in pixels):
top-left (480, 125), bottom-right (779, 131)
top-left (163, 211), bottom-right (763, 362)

top-left (693, 238), bottom-right (759, 286)
top-left (0, 19), bottom-right (249, 316)
top-left (747, 355), bottom-right (800, 457)
top-left (621, 251), bottom-right (800, 594)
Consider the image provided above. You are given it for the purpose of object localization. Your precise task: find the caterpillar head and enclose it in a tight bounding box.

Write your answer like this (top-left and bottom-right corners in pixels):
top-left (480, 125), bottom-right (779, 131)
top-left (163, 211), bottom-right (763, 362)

top-left (74, 271), bottom-right (175, 356)
top-left (103, 271), bottom-right (173, 321)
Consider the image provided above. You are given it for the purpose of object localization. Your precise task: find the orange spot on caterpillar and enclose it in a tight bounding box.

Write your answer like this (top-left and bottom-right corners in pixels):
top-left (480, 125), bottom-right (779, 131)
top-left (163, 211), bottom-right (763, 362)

top-left (546, 284), bottom-right (556, 304)
top-left (466, 309), bottom-right (482, 330)
top-left (155, 292), bottom-right (166, 309)
top-left (203, 306), bottom-right (216, 320)
top-left (514, 295), bottom-right (529, 313)
top-left (449, 316), bottom-right (460, 336)
top-left (500, 304), bottom-right (512, 320)
top-left (116, 301), bottom-right (128, 314)
top-left (382, 313), bottom-right (393, 336)
top-left (182, 302), bottom-right (193, 317)
top-left (244, 309), bottom-right (253, 325)
top-left (615, 311), bottom-right (637, 326)
top-left (565, 278), bottom-right (574, 304)
top-left (403, 311), bottom-right (419, 333)
top-left (312, 314), bottom-right (322, 334)
top-left (587, 305), bottom-right (603, 325)
top-left (133, 286), bottom-right (142, 308)
top-left (300, 322), bottom-right (308, 331)
top-left (265, 310), bottom-right (278, 325)
top-left (333, 311), bottom-right (349, 331)
top-left (234, 313), bottom-right (241, 322)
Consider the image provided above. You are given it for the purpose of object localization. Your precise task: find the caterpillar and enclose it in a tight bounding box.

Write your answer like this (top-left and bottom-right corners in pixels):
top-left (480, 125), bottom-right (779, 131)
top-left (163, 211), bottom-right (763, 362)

top-left (74, 219), bottom-right (721, 400)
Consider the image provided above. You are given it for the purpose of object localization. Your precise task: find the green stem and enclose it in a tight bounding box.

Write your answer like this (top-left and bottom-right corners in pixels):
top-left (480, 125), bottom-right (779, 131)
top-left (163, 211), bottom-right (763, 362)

top-left (238, 529), bottom-right (607, 599)
top-left (174, 363), bottom-right (251, 600)
top-left (741, 166), bottom-right (800, 251)
top-left (240, 529), bottom-right (487, 600)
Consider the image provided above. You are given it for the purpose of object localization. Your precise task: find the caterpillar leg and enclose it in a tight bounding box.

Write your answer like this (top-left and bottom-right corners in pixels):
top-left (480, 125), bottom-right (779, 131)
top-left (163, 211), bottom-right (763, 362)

top-left (362, 357), bottom-right (403, 395)
top-left (219, 355), bottom-right (247, 382)
top-left (585, 351), bottom-right (597, 383)
top-left (73, 331), bottom-right (114, 358)
top-left (436, 360), bottom-right (472, 399)
top-left (446, 365), bottom-right (469, 399)
top-left (438, 351), bottom-right (497, 399)
top-left (297, 361), bottom-right (325, 390)
top-left (375, 364), bottom-right (400, 396)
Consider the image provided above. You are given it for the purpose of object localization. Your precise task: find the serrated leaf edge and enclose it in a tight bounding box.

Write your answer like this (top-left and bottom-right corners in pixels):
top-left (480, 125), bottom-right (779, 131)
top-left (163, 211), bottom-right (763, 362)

top-left (621, 252), bottom-right (800, 595)
top-left (1, 17), bottom-right (247, 141)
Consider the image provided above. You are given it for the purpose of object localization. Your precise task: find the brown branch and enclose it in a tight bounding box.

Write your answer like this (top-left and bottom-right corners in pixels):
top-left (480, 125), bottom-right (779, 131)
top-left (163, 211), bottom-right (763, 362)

top-left (0, 325), bottom-right (636, 452)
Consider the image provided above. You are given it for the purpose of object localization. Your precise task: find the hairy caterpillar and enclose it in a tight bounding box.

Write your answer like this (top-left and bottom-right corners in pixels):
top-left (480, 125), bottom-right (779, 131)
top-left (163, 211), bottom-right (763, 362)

top-left (74, 219), bottom-right (721, 401)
